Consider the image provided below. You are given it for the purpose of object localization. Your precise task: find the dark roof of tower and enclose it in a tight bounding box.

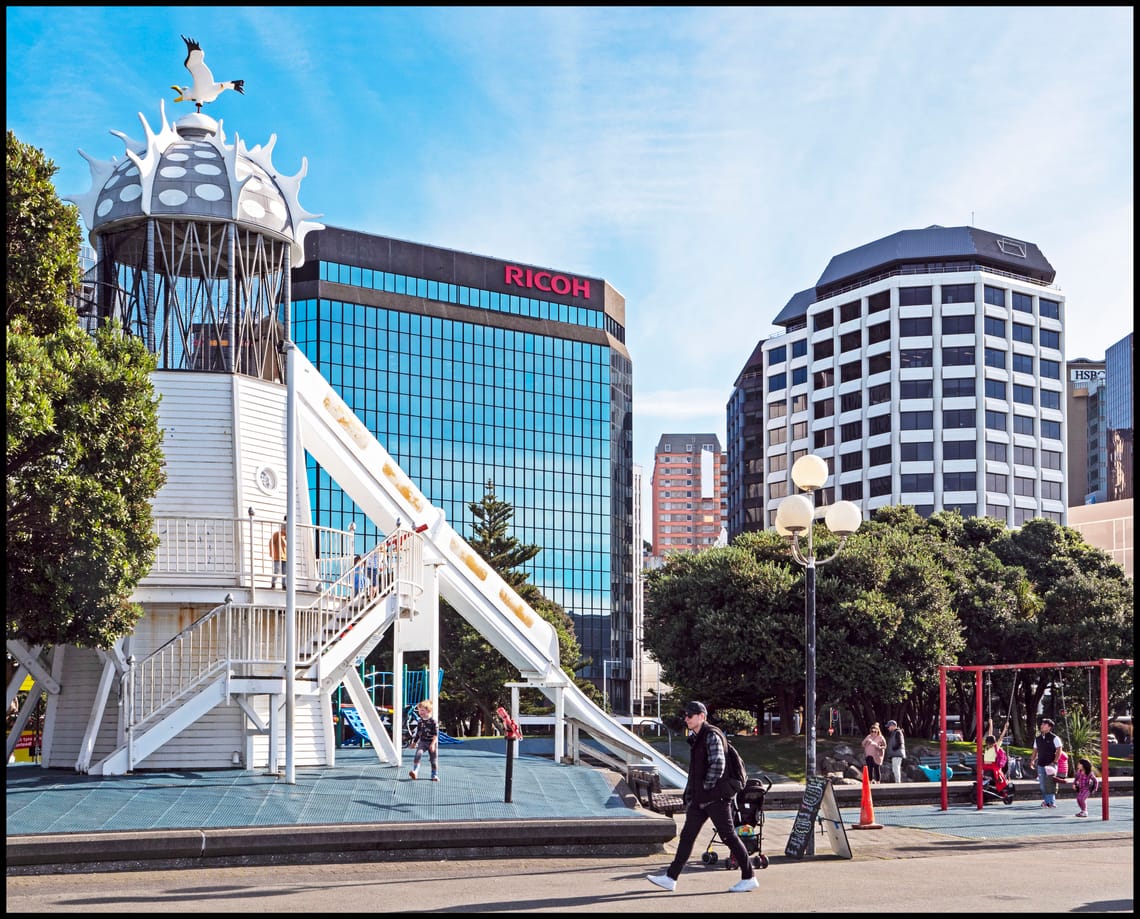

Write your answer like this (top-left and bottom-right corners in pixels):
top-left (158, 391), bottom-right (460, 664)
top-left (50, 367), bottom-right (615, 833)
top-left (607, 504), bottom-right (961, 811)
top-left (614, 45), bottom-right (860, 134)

top-left (772, 226), bottom-right (1056, 328)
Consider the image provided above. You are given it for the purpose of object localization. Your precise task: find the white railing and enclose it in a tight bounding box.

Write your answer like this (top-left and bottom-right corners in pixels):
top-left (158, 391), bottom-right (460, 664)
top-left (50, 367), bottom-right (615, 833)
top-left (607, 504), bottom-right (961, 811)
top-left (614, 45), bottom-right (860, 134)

top-left (125, 527), bottom-right (425, 729)
top-left (147, 515), bottom-right (356, 589)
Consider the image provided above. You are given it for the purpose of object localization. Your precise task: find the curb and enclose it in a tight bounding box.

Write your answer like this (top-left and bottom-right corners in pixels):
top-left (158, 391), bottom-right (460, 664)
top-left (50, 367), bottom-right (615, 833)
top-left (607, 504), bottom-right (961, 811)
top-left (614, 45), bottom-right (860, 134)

top-left (6, 815), bottom-right (677, 873)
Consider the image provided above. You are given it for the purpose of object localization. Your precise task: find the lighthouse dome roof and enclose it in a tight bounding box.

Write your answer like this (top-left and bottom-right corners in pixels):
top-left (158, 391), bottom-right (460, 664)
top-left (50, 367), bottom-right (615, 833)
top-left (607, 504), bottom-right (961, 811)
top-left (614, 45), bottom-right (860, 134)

top-left (67, 104), bottom-right (322, 266)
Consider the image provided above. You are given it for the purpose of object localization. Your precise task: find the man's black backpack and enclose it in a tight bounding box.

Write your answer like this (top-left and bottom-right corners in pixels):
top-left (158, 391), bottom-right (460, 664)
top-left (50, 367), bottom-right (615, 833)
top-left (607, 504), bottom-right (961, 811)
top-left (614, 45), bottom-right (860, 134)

top-left (710, 725), bottom-right (747, 798)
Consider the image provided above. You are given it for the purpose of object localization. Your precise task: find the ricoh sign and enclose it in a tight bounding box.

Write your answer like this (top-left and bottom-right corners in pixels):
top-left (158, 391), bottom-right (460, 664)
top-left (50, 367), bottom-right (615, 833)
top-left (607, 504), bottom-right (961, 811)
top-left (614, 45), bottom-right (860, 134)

top-left (504, 265), bottom-right (593, 301)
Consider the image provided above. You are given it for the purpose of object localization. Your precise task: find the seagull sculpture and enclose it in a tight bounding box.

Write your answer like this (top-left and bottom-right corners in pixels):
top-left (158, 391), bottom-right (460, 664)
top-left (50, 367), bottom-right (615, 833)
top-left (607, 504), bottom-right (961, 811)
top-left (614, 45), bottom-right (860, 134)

top-left (171, 35), bottom-right (244, 111)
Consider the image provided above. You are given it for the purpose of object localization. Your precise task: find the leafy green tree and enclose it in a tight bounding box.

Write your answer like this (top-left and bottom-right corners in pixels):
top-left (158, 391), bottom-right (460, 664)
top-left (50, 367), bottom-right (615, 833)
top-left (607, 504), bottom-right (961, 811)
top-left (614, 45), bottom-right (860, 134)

top-left (644, 536), bottom-right (806, 729)
top-left (439, 480), bottom-right (595, 734)
top-left (644, 504), bottom-right (1132, 746)
top-left (6, 132), bottom-right (165, 649)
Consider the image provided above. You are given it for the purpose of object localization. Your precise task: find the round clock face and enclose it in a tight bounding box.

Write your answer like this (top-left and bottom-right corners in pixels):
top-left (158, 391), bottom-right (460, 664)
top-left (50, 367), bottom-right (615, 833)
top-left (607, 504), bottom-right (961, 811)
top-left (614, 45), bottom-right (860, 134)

top-left (256, 466), bottom-right (278, 494)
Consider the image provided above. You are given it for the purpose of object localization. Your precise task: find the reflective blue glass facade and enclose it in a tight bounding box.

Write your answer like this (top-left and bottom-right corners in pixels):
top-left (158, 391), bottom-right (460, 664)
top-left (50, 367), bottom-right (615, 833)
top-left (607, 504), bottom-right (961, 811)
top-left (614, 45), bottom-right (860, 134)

top-left (291, 228), bottom-right (633, 700)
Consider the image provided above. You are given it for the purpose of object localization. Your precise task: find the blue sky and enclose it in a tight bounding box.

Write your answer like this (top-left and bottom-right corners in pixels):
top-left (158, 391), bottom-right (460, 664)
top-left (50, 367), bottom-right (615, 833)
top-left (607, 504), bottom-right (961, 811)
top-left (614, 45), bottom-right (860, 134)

top-left (6, 6), bottom-right (1134, 485)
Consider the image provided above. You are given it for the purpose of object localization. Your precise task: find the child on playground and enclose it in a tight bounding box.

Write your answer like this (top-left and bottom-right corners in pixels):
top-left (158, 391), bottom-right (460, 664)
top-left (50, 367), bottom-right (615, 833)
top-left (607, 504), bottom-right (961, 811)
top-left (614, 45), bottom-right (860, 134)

top-left (1072, 757), bottom-right (1098, 817)
top-left (408, 699), bottom-right (440, 782)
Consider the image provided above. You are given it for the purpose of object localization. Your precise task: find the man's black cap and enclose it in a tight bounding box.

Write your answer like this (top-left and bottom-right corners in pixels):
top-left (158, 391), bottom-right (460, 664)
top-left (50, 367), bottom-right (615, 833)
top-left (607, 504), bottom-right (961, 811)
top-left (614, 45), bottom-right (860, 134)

top-left (683, 701), bottom-right (707, 717)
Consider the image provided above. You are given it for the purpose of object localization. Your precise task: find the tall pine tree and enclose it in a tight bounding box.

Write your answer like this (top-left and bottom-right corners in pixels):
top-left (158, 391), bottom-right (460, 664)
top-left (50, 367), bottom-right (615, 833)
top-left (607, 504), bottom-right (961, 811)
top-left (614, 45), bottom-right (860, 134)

top-left (438, 480), bottom-right (597, 735)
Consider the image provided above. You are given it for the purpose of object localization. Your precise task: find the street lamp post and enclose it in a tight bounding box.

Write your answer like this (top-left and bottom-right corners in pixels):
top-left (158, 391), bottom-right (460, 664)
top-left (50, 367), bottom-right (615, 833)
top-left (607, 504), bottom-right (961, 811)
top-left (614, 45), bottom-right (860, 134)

top-left (775, 454), bottom-right (862, 830)
top-left (602, 659), bottom-right (621, 713)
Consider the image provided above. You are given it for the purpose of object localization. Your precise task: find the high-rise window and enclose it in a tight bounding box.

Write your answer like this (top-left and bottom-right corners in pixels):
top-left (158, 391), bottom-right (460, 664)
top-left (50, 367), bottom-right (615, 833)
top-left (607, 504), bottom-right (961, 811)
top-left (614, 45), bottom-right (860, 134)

top-left (943, 346), bottom-right (975, 366)
top-left (943, 408), bottom-right (975, 428)
top-left (944, 377), bottom-right (976, 398)
top-left (941, 283), bottom-right (975, 304)
top-left (869, 414), bottom-right (892, 435)
top-left (869, 476), bottom-right (892, 497)
top-left (984, 379), bottom-right (1007, 400)
top-left (943, 440), bottom-right (976, 460)
top-left (1012, 354), bottom-right (1034, 374)
top-left (899, 286), bottom-right (932, 305)
top-left (901, 442), bottom-right (933, 461)
top-left (813, 309), bottom-right (834, 331)
top-left (985, 348), bottom-right (1006, 370)
top-left (868, 354), bottom-right (891, 375)
top-left (901, 473), bottom-right (934, 492)
top-left (985, 442), bottom-right (1008, 462)
top-left (984, 316), bottom-right (1006, 337)
top-left (901, 379), bottom-right (934, 399)
top-left (944, 315), bottom-right (974, 335)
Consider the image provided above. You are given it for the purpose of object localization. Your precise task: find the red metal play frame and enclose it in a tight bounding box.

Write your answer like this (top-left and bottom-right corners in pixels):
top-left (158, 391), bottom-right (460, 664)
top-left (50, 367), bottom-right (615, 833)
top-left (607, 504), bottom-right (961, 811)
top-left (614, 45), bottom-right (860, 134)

top-left (938, 659), bottom-right (1133, 819)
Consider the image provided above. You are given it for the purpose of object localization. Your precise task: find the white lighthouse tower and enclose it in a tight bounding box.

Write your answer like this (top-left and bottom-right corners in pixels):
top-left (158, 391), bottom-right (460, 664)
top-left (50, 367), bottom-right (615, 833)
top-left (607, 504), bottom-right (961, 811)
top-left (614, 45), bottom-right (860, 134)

top-left (5, 53), bottom-right (692, 788)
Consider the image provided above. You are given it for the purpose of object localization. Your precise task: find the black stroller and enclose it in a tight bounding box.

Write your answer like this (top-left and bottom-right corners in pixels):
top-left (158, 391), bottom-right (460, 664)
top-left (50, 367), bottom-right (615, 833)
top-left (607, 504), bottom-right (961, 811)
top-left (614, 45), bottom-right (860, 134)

top-left (701, 775), bottom-right (772, 870)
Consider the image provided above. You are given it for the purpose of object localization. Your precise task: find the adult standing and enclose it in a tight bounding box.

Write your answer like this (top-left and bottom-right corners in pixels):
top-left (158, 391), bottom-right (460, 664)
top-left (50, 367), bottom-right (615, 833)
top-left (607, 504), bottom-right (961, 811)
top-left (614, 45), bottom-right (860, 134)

top-left (268, 522), bottom-right (287, 589)
top-left (861, 723), bottom-right (887, 784)
top-left (885, 720), bottom-right (906, 783)
top-left (1029, 717), bottom-right (1062, 808)
top-left (646, 701), bottom-right (758, 894)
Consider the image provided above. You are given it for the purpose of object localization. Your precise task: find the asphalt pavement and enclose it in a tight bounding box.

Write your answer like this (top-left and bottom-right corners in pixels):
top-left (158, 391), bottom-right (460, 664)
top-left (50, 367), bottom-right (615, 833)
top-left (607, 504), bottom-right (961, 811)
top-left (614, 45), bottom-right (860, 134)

top-left (6, 738), bottom-right (1133, 876)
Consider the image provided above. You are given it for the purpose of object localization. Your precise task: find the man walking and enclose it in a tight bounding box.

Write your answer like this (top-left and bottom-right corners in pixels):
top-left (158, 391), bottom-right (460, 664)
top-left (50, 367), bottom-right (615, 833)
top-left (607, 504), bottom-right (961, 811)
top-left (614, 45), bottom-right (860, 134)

top-left (646, 701), bottom-right (758, 894)
top-left (885, 720), bottom-right (906, 783)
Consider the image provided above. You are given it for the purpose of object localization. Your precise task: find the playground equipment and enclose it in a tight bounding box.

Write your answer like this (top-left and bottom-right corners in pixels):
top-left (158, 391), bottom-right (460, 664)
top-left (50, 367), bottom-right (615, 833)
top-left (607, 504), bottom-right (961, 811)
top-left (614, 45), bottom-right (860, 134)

top-left (939, 660), bottom-right (1133, 820)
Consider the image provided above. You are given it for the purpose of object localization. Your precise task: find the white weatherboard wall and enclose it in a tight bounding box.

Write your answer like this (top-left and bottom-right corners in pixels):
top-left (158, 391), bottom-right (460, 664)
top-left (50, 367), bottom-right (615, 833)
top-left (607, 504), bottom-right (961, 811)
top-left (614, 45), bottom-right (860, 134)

top-left (294, 349), bottom-right (688, 789)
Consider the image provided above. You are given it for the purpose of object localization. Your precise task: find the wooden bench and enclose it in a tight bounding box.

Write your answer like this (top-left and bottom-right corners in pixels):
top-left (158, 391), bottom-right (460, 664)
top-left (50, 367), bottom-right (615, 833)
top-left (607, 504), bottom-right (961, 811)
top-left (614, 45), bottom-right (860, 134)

top-left (628, 767), bottom-right (685, 816)
top-left (914, 754), bottom-right (954, 782)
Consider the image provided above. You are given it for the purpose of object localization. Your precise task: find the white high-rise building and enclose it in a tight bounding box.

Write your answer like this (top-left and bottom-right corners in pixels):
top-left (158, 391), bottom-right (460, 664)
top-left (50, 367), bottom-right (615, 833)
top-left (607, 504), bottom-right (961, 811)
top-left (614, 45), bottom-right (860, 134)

top-left (727, 225), bottom-right (1066, 534)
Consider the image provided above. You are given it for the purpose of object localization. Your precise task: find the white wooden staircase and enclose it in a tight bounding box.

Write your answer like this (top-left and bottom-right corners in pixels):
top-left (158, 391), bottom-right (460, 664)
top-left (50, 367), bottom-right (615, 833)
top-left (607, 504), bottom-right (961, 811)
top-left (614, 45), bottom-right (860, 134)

top-left (88, 530), bottom-right (423, 775)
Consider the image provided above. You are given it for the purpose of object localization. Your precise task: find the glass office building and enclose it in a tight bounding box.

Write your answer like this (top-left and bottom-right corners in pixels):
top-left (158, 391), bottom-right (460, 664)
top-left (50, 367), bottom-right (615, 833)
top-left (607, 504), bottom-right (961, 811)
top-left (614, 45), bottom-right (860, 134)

top-left (291, 227), bottom-right (634, 702)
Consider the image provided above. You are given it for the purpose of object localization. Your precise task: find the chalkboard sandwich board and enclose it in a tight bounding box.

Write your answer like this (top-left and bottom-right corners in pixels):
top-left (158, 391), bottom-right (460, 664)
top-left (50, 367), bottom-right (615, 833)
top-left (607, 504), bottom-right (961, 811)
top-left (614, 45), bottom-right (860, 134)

top-left (784, 775), bottom-right (851, 859)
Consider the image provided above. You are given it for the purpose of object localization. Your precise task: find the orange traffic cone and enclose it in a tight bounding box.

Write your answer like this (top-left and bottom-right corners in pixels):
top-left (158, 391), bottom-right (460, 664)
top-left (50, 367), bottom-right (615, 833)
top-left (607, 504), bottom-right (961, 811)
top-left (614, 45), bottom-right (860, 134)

top-left (852, 765), bottom-right (883, 830)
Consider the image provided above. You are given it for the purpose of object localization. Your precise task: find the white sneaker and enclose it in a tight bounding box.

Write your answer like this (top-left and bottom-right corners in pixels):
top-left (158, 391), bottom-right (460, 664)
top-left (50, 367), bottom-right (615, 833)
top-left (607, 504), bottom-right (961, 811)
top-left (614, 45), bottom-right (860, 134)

top-left (729, 877), bottom-right (759, 893)
top-left (647, 874), bottom-right (676, 892)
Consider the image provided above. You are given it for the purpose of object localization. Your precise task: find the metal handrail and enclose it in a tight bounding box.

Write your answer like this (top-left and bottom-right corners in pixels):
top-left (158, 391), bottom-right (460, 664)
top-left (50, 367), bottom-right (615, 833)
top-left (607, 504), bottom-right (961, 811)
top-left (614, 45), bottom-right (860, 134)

top-left (145, 515), bottom-right (355, 589)
top-left (124, 527), bottom-right (425, 730)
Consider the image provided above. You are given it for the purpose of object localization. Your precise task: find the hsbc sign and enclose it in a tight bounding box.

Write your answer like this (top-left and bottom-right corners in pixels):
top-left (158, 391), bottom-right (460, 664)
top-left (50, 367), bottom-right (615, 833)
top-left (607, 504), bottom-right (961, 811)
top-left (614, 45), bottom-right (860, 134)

top-left (1070, 368), bottom-right (1105, 383)
top-left (504, 265), bottom-right (592, 300)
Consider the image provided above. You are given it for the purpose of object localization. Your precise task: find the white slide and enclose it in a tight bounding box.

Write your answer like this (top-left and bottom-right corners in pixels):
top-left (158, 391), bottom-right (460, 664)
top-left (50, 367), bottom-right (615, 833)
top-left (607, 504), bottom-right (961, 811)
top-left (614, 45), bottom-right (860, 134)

top-left (293, 349), bottom-right (687, 789)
